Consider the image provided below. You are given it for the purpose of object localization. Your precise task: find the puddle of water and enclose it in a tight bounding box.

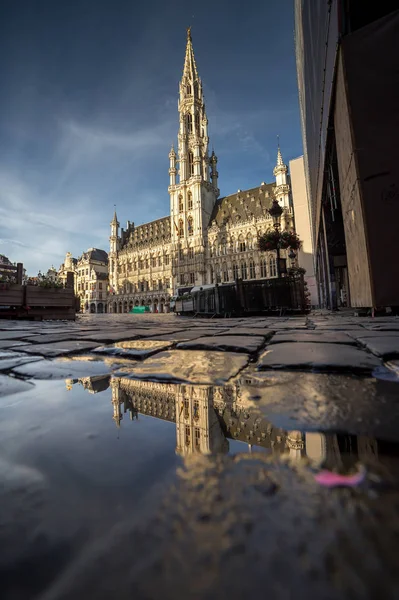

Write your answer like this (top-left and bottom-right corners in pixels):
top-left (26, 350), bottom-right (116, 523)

top-left (1, 368), bottom-right (399, 598)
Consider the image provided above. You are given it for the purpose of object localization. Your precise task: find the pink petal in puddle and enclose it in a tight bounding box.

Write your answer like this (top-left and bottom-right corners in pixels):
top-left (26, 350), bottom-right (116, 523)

top-left (314, 465), bottom-right (366, 488)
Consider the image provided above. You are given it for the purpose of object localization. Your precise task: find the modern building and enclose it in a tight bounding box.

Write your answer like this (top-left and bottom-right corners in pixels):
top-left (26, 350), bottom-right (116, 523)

top-left (294, 2), bottom-right (399, 309)
top-left (108, 29), bottom-right (296, 314)
top-left (75, 248), bottom-right (108, 313)
top-left (289, 156), bottom-right (318, 307)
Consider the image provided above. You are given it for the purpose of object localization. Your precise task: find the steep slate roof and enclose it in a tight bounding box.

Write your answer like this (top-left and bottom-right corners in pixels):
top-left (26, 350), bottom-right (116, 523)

top-left (121, 216), bottom-right (171, 251)
top-left (209, 182), bottom-right (276, 227)
top-left (82, 248), bottom-right (108, 263)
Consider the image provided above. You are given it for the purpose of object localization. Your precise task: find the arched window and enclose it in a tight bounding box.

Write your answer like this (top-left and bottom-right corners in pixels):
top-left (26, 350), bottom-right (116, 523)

top-left (238, 235), bottom-right (246, 252)
top-left (249, 260), bottom-right (255, 279)
top-left (260, 259), bottom-right (267, 278)
top-left (178, 194), bottom-right (184, 212)
top-left (188, 151), bottom-right (194, 176)
top-left (178, 219), bottom-right (184, 238)
top-left (233, 263), bottom-right (239, 280)
top-left (241, 262), bottom-right (248, 280)
top-left (187, 191), bottom-right (193, 210)
top-left (188, 216), bottom-right (193, 236)
top-left (186, 84), bottom-right (192, 95)
top-left (222, 262), bottom-right (228, 282)
top-left (269, 256), bottom-right (277, 277)
top-left (247, 233), bottom-right (253, 250)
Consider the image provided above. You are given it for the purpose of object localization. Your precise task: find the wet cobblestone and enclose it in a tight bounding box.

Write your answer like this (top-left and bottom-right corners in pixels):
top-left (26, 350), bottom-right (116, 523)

top-left (0, 312), bottom-right (399, 599)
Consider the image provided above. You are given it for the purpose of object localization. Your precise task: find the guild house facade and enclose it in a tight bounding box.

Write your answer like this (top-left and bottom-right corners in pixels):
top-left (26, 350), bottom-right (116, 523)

top-left (108, 29), bottom-right (295, 314)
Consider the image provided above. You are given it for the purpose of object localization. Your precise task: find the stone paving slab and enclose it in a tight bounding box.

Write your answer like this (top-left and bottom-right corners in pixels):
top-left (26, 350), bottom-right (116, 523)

top-left (0, 340), bottom-right (32, 350)
top-left (16, 333), bottom-right (88, 344)
top-left (362, 324), bottom-right (399, 331)
top-left (349, 331), bottom-right (399, 339)
top-left (270, 331), bottom-right (356, 345)
top-left (93, 340), bottom-right (173, 359)
top-left (0, 331), bottom-right (38, 341)
top-left (177, 335), bottom-right (265, 354)
top-left (17, 340), bottom-right (100, 357)
top-left (0, 374), bottom-right (35, 397)
top-left (78, 331), bottom-right (143, 343)
top-left (145, 329), bottom-right (230, 342)
top-left (235, 371), bottom-right (399, 442)
top-left (114, 350), bottom-right (249, 385)
top-left (0, 351), bottom-right (43, 371)
top-left (356, 336), bottom-right (399, 359)
top-left (214, 327), bottom-right (274, 337)
top-left (312, 325), bottom-right (366, 331)
top-left (12, 356), bottom-right (127, 380)
top-left (257, 342), bottom-right (382, 373)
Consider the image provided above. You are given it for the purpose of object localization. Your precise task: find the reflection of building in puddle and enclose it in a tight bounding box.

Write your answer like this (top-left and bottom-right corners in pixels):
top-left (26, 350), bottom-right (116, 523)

top-left (69, 375), bottom-right (380, 465)
top-left (65, 375), bottom-right (111, 394)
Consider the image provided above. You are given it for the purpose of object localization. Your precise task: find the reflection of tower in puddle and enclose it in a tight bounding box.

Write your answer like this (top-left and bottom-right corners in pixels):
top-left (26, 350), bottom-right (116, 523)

top-left (175, 385), bottom-right (229, 456)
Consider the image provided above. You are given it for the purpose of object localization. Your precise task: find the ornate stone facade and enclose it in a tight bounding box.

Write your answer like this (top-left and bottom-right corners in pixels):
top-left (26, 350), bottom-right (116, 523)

top-left (108, 30), bottom-right (294, 314)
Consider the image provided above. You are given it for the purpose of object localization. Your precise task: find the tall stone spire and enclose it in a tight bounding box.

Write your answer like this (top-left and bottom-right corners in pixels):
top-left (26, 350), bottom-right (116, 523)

top-left (177, 28), bottom-right (209, 183)
top-left (169, 28), bottom-right (219, 289)
top-left (273, 141), bottom-right (290, 208)
top-left (182, 27), bottom-right (199, 84)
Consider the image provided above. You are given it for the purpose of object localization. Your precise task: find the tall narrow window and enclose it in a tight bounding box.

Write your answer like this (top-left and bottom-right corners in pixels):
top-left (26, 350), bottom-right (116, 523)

top-left (241, 262), bottom-right (247, 280)
top-left (222, 262), bottom-right (228, 282)
top-left (178, 219), bottom-right (184, 238)
top-left (185, 425), bottom-right (190, 446)
top-left (194, 427), bottom-right (200, 449)
top-left (187, 192), bottom-right (193, 210)
top-left (190, 272), bottom-right (195, 284)
top-left (210, 266), bottom-right (214, 284)
top-left (188, 151), bottom-right (194, 176)
top-left (188, 216), bottom-right (193, 236)
top-left (195, 113), bottom-right (200, 134)
top-left (233, 263), bottom-right (239, 280)
top-left (186, 84), bottom-right (191, 96)
top-left (260, 259), bottom-right (267, 278)
top-left (249, 261), bottom-right (255, 279)
top-left (269, 257), bottom-right (277, 277)
top-left (178, 194), bottom-right (184, 212)
top-left (187, 113), bottom-right (192, 132)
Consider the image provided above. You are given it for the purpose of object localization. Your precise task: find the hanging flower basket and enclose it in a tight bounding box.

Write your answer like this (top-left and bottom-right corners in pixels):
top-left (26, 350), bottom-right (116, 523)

top-left (258, 230), bottom-right (281, 251)
top-left (280, 231), bottom-right (302, 250)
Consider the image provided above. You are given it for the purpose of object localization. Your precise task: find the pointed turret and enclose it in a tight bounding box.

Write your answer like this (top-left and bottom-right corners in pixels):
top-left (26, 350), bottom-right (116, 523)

top-left (273, 141), bottom-right (290, 208)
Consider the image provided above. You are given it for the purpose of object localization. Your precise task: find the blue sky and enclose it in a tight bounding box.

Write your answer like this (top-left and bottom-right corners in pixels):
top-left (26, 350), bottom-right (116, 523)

top-left (0, 0), bottom-right (302, 275)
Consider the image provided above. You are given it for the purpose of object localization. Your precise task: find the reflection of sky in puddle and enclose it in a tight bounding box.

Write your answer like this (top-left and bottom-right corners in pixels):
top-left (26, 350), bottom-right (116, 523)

top-left (1, 370), bottom-right (399, 599)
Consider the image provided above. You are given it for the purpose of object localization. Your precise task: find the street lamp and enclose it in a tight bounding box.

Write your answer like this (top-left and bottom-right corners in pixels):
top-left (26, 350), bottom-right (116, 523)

top-left (268, 199), bottom-right (283, 278)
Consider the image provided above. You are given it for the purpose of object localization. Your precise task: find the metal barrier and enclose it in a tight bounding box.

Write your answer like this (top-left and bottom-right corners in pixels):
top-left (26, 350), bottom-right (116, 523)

top-left (191, 277), bottom-right (307, 317)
